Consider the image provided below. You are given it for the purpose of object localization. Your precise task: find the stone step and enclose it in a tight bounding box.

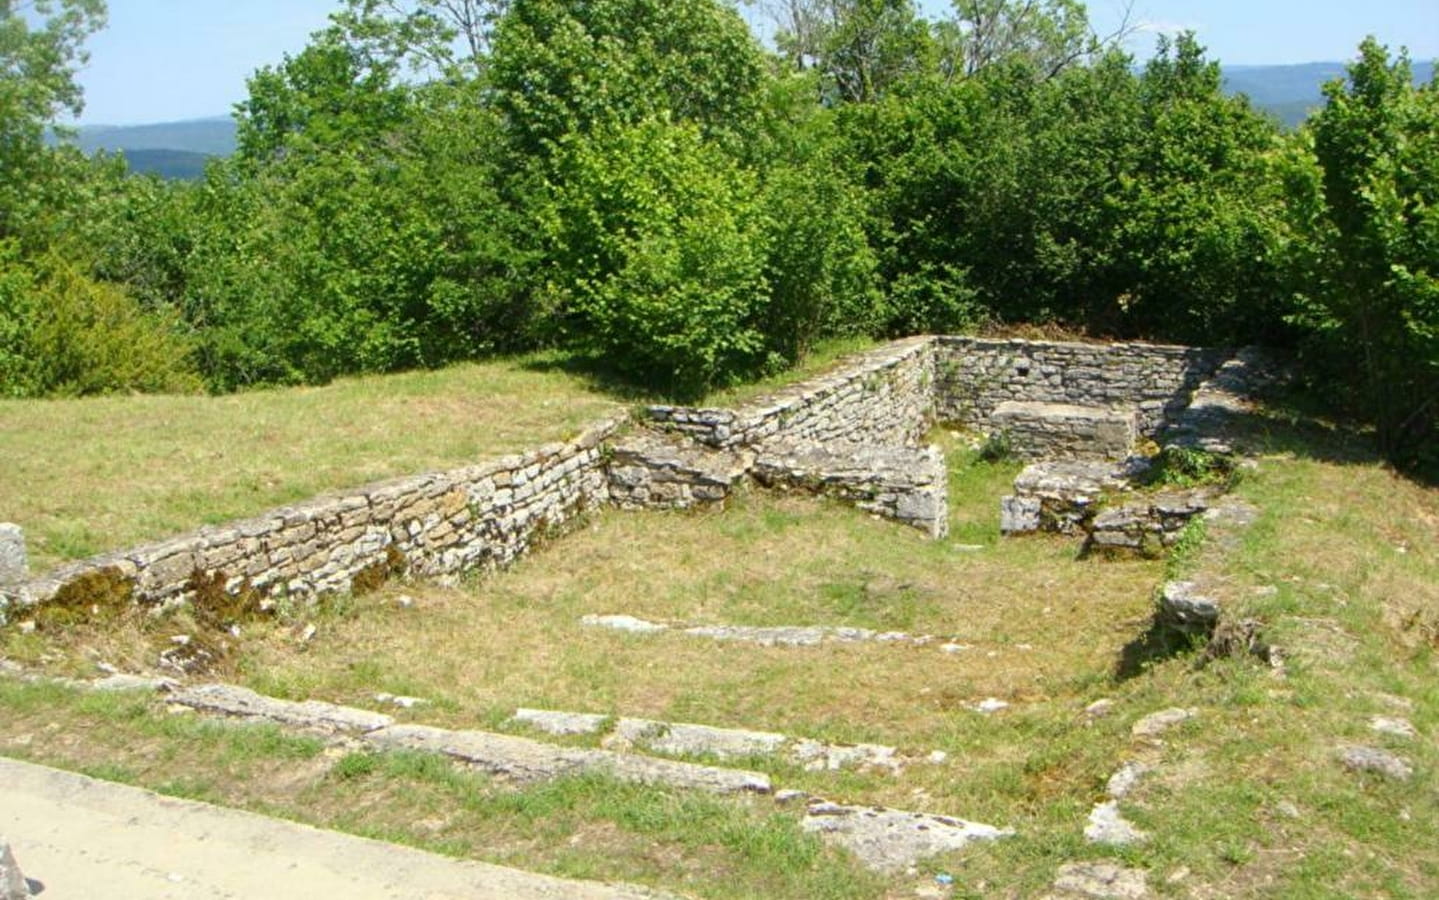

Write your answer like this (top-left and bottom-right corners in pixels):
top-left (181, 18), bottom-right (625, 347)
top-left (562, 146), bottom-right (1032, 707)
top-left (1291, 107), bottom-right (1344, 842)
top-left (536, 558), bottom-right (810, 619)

top-left (512, 708), bottom-right (946, 773)
top-left (752, 441), bottom-right (948, 539)
top-left (165, 684), bottom-right (771, 795)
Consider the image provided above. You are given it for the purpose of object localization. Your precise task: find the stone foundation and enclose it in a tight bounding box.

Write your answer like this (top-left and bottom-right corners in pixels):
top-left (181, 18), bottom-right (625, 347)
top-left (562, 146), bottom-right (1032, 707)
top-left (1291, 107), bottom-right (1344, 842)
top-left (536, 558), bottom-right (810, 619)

top-left (3, 335), bottom-right (1264, 624)
top-left (606, 430), bottom-right (753, 510)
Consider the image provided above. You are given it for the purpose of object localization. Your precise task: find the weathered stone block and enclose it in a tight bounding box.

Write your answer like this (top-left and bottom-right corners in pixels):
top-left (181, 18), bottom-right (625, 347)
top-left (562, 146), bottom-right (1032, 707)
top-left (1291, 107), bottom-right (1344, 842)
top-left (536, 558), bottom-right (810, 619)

top-left (0, 524), bottom-right (26, 587)
top-left (992, 401), bottom-right (1137, 460)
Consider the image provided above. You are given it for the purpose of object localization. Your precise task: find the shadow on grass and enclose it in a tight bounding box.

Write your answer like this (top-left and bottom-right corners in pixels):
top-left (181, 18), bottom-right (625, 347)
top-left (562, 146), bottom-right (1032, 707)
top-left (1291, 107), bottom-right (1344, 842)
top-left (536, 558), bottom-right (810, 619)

top-left (516, 350), bottom-right (694, 405)
top-left (1113, 616), bottom-right (1205, 682)
top-left (1228, 384), bottom-right (1437, 487)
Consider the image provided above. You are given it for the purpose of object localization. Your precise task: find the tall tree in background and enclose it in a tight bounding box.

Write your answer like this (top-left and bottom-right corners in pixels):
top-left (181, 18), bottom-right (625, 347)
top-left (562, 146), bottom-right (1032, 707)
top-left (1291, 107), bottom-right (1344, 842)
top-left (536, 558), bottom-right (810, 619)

top-left (1290, 38), bottom-right (1438, 469)
top-left (0, 0), bottom-right (106, 239)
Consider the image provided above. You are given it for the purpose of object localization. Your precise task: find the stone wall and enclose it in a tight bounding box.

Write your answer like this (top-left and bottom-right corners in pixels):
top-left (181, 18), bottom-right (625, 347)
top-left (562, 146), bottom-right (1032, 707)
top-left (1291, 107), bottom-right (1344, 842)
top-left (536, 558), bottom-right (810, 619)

top-left (4, 418), bottom-right (622, 616)
top-left (645, 337), bottom-right (934, 452)
top-left (934, 337), bottom-right (1226, 436)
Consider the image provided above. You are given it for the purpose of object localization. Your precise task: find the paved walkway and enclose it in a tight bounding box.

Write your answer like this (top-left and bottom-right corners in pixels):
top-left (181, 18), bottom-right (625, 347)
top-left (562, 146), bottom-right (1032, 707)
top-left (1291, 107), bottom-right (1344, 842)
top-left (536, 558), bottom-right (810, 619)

top-left (0, 757), bottom-right (671, 899)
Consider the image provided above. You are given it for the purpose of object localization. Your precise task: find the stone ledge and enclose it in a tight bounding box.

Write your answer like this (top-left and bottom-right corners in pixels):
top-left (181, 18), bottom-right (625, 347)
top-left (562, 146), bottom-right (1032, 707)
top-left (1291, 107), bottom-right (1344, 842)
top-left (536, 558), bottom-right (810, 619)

top-left (606, 429), bottom-right (754, 510)
top-left (753, 441), bottom-right (948, 539)
top-left (992, 401), bottom-right (1137, 461)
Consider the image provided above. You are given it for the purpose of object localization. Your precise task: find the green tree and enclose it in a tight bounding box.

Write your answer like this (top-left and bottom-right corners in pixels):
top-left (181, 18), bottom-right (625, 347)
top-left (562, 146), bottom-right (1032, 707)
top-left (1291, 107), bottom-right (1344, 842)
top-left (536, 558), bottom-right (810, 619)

top-left (535, 117), bottom-right (770, 396)
top-left (489, 0), bottom-right (766, 160)
top-left (0, 0), bottom-right (106, 240)
top-left (1291, 38), bottom-right (1438, 468)
top-left (936, 0), bottom-right (1102, 80)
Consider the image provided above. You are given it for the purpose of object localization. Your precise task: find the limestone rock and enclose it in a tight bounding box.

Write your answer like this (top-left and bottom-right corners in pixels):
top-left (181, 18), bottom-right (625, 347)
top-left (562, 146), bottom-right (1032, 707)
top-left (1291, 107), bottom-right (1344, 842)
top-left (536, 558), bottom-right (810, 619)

top-left (1338, 745), bottom-right (1413, 781)
top-left (0, 524), bottom-right (24, 588)
top-left (999, 496), bottom-right (1041, 534)
top-left (1050, 862), bottom-right (1149, 898)
top-left (608, 718), bottom-right (789, 761)
top-left (1369, 717), bottom-right (1417, 740)
top-left (801, 800), bottom-right (1011, 873)
top-left (1105, 761), bottom-right (1151, 800)
top-left (0, 839), bottom-right (31, 900)
top-left (366, 724), bottom-right (771, 795)
top-left (1084, 801), bottom-right (1148, 846)
top-left (1131, 707), bottom-right (1197, 738)
top-left (166, 684), bottom-right (394, 733)
top-left (580, 614), bottom-right (669, 634)
top-left (513, 708), bottom-right (609, 736)
top-left (1158, 581), bottom-right (1221, 628)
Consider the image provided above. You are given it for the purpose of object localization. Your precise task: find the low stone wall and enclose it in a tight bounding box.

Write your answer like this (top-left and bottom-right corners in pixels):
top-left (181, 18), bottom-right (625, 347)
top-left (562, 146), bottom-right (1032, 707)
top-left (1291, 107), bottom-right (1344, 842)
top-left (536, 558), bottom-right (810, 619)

top-left (753, 442), bottom-right (949, 539)
top-left (934, 337), bottom-right (1226, 436)
top-left (3, 418), bottom-right (623, 616)
top-left (645, 337), bottom-right (934, 452)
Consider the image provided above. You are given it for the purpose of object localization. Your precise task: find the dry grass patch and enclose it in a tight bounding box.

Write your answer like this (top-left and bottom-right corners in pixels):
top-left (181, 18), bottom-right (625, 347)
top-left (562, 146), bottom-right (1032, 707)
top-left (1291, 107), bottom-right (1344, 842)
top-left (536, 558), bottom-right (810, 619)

top-left (0, 357), bottom-right (619, 572)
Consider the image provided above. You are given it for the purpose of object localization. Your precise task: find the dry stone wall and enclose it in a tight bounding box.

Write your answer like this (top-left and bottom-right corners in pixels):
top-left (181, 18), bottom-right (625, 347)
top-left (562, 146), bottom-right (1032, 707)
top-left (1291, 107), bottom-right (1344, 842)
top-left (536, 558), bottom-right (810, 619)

top-left (645, 337), bottom-right (935, 451)
top-left (3, 419), bottom-right (622, 617)
top-left (934, 337), bottom-right (1226, 436)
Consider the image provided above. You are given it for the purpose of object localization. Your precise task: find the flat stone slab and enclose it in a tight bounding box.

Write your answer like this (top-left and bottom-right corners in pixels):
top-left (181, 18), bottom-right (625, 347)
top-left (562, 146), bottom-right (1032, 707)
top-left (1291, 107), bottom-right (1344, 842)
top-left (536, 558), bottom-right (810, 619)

top-left (581, 614), bottom-right (946, 649)
top-left (165, 685), bottom-right (394, 734)
top-left (513, 709), bottom-right (928, 773)
top-left (579, 614), bottom-right (669, 634)
top-left (366, 724), bottom-right (772, 795)
top-left (1131, 707), bottom-right (1197, 739)
top-left (800, 800), bottom-right (1012, 873)
top-left (1084, 801), bottom-right (1148, 846)
top-left (1105, 761), bottom-right (1152, 800)
top-left (1369, 716), bottom-right (1417, 740)
top-left (608, 717), bottom-right (790, 760)
top-left (1338, 745), bottom-right (1413, 781)
top-left (0, 756), bottom-right (670, 899)
top-left (1050, 862), bottom-right (1150, 898)
top-left (166, 684), bottom-right (395, 733)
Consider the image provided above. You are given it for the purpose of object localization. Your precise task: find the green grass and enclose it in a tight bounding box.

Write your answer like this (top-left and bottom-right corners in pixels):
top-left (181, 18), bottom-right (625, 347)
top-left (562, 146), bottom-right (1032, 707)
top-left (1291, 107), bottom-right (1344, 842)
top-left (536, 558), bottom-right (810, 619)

top-left (0, 355), bottom-right (620, 573)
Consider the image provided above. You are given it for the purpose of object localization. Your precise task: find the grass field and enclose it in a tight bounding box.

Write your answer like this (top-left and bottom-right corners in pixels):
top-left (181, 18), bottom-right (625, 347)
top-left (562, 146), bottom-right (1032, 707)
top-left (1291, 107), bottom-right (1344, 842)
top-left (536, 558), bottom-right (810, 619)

top-left (0, 356), bottom-right (621, 573)
top-left (2, 384), bottom-right (1436, 896)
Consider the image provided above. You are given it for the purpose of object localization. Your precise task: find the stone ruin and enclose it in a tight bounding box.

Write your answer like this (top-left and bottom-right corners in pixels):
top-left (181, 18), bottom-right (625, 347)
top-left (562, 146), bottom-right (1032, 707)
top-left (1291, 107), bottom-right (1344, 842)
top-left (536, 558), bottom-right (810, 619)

top-left (0, 334), bottom-right (1269, 630)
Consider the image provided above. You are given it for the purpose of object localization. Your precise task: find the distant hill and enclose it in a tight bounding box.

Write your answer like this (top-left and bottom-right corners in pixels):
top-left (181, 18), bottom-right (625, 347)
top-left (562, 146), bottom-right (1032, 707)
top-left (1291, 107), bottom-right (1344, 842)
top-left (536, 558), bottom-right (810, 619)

top-left (61, 116), bottom-right (238, 156)
top-left (1224, 61), bottom-right (1435, 128)
top-left (114, 148), bottom-right (213, 180)
top-left (47, 116), bottom-right (237, 180)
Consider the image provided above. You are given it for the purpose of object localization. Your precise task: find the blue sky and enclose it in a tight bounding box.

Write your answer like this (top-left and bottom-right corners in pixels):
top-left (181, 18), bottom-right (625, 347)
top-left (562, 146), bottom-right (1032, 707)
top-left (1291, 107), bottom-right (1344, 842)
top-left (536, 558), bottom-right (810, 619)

top-left (73, 0), bottom-right (1439, 125)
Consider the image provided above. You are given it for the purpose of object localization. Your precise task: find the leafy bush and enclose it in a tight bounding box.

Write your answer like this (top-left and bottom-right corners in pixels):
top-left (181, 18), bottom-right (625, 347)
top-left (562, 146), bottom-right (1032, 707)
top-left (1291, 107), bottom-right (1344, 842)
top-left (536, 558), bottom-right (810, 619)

top-left (0, 245), bottom-right (201, 397)
top-left (536, 119), bottom-right (770, 398)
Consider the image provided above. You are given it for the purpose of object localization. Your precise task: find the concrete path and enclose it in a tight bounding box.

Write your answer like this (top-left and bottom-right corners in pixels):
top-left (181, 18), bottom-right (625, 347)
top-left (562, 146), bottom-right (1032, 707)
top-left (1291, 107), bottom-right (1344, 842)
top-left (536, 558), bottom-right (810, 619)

top-left (0, 757), bottom-right (673, 899)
